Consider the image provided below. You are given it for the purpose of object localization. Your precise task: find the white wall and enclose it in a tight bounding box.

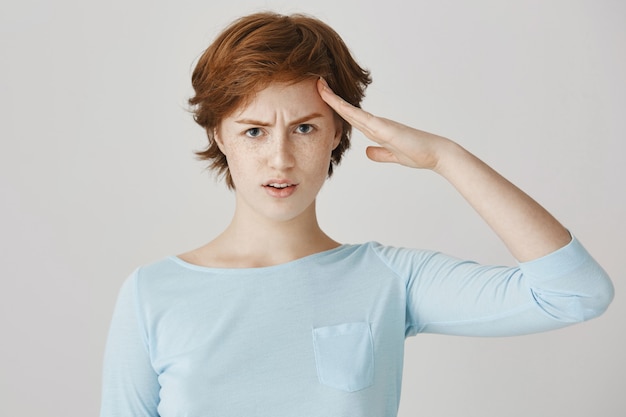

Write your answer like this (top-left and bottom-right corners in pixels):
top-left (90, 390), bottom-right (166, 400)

top-left (1, 0), bottom-right (624, 415)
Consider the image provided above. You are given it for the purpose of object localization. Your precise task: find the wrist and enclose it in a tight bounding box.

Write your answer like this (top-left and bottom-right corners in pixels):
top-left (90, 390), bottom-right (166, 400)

top-left (431, 138), bottom-right (469, 176)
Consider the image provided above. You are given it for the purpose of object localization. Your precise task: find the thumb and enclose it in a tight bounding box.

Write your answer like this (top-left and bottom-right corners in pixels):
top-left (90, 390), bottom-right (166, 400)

top-left (366, 146), bottom-right (398, 163)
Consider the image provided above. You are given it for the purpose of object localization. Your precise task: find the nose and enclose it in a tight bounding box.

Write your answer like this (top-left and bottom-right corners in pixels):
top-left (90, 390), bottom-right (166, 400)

top-left (268, 132), bottom-right (295, 170)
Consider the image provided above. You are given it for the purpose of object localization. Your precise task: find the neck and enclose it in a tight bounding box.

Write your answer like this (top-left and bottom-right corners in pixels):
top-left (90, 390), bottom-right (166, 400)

top-left (191, 200), bottom-right (339, 268)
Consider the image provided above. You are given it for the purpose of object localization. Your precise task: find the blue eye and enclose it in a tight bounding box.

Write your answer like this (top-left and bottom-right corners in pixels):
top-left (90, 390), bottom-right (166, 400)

top-left (245, 128), bottom-right (263, 138)
top-left (296, 124), bottom-right (314, 134)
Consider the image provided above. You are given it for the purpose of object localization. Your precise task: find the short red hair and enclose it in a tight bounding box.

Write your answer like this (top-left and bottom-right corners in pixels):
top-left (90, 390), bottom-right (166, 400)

top-left (188, 12), bottom-right (371, 188)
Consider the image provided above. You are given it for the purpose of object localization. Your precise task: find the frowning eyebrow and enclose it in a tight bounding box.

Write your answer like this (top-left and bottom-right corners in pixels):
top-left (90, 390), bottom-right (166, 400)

top-left (235, 112), bottom-right (324, 126)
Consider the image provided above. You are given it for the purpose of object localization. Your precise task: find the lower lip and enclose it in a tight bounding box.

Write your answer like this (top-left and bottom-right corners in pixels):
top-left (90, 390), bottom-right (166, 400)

top-left (264, 185), bottom-right (297, 198)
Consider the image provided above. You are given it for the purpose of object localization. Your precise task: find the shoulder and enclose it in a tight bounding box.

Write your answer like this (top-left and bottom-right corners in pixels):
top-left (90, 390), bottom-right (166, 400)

top-left (346, 241), bottom-right (441, 278)
top-left (360, 241), bottom-right (439, 264)
top-left (128, 256), bottom-right (199, 296)
top-left (136, 256), bottom-right (186, 278)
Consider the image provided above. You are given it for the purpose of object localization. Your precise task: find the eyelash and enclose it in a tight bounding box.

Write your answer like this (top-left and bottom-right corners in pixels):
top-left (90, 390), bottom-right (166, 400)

top-left (244, 124), bottom-right (315, 138)
top-left (245, 127), bottom-right (263, 138)
top-left (295, 124), bottom-right (314, 134)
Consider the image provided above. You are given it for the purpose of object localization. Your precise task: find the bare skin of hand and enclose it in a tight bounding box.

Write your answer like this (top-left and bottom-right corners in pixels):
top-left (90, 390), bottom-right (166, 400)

top-left (317, 78), bottom-right (450, 171)
top-left (317, 77), bottom-right (571, 262)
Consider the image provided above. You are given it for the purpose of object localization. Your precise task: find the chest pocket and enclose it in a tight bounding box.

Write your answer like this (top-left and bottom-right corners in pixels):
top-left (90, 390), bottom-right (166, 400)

top-left (312, 322), bottom-right (374, 392)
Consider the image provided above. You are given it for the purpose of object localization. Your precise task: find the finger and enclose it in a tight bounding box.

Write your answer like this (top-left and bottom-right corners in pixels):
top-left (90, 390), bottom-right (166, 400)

top-left (366, 146), bottom-right (398, 164)
top-left (316, 78), bottom-right (366, 124)
top-left (316, 78), bottom-right (361, 123)
top-left (317, 78), bottom-right (386, 142)
top-left (317, 78), bottom-right (345, 110)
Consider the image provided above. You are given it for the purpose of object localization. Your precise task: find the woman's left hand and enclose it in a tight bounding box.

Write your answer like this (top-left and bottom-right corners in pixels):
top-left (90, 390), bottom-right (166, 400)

top-left (317, 77), bottom-right (571, 262)
top-left (317, 78), bottom-right (451, 172)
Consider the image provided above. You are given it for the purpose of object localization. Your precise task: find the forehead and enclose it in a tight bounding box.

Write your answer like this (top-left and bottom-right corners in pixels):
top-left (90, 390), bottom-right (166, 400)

top-left (228, 79), bottom-right (333, 120)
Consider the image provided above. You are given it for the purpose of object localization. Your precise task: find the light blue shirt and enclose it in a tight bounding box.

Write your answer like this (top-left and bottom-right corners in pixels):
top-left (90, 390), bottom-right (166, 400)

top-left (101, 237), bottom-right (613, 417)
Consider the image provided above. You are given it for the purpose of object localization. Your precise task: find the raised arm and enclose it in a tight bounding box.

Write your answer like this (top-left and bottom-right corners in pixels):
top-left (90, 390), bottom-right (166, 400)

top-left (318, 78), bottom-right (570, 262)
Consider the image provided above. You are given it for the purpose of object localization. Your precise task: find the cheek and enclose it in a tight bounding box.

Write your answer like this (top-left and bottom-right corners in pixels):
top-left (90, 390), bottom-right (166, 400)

top-left (228, 152), bottom-right (251, 171)
top-left (222, 144), bottom-right (254, 181)
top-left (300, 142), bottom-right (335, 174)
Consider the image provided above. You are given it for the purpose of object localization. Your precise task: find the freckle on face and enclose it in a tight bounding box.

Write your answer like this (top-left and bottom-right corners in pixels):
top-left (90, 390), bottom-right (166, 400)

top-left (215, 79), bottom-right (342, 222)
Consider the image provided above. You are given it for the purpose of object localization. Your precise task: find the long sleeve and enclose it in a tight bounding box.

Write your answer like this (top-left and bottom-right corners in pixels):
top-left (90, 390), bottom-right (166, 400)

top-left (374, 236), bottom-right (614, 337)
top-left (100, 270), bottom-right (160, 417)
top-left (97, 239), bottom-right (613, 416)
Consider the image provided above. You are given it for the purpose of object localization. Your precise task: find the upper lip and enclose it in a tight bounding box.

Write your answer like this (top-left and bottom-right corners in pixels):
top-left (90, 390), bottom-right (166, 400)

top-left (263, 179), bottom-right (298, 188)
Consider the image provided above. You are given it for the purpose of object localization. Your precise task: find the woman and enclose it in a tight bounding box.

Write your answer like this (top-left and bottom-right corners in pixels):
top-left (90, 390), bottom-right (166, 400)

top-left (101, 12), bottom-right (614, 417)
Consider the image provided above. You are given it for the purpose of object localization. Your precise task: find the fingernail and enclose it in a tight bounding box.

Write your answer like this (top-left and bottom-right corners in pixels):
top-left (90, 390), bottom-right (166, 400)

top-left (319, 77), bottom-right (329, 89)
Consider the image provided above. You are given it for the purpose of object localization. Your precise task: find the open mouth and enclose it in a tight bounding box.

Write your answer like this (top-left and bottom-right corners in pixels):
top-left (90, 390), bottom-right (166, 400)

top-left (265, 183), bottom-right (295, 189)
top-left (263, 182), bottom-right (299, 197)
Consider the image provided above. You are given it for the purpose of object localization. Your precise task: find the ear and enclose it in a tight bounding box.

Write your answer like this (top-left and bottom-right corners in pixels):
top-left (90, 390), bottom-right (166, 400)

top-left (331, 124), bottom-right (342, 150)
top-left (212, 127), bottom-right (227, 154)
